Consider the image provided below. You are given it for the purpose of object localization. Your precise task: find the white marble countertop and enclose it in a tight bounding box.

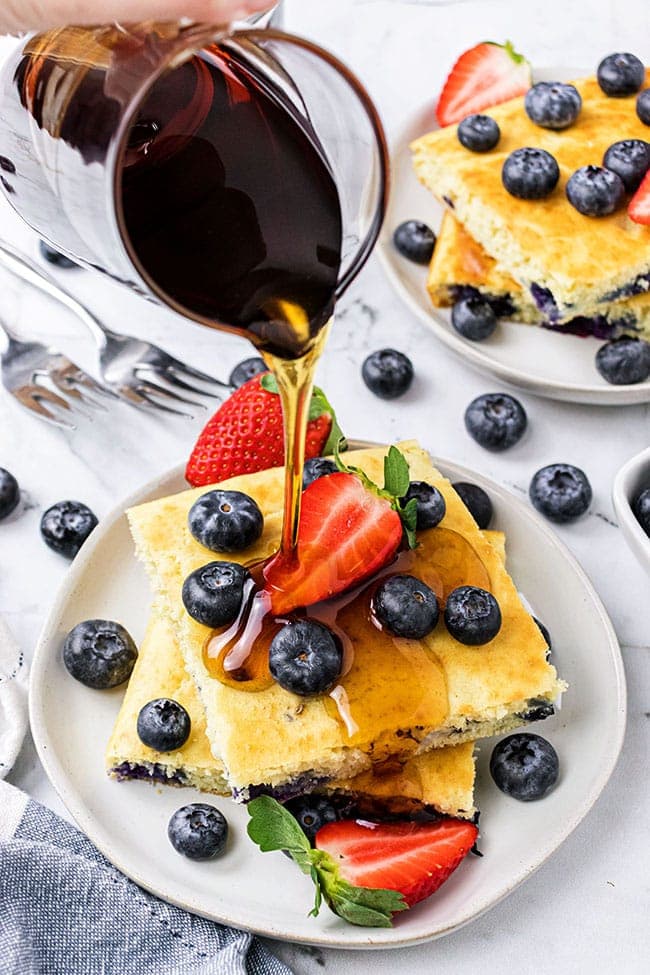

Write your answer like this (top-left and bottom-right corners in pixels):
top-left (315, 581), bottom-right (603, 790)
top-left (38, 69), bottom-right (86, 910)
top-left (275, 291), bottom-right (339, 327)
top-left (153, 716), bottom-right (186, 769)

top-left (1, 1), bottom-right (649, 972)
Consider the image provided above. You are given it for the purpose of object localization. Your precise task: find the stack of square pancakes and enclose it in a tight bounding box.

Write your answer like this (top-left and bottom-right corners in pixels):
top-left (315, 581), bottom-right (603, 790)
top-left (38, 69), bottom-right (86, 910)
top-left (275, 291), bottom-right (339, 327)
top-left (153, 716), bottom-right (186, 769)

top-left (107, 442), bottom-right (564, 821)
top-left (413, 73), bottom-right (650, 339)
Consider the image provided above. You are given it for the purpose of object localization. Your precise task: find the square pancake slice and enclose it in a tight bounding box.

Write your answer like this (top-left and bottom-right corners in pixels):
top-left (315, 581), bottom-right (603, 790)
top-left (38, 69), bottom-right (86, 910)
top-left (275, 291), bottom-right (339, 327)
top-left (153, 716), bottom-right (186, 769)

top-left (412, 72), bottom-right (650, 322)
top-left (128, 441), bottom-right (563, 798)
top-left (107, 611), bottom-right (478, 818)
top-left (428, 213), bottom-right (650, 339)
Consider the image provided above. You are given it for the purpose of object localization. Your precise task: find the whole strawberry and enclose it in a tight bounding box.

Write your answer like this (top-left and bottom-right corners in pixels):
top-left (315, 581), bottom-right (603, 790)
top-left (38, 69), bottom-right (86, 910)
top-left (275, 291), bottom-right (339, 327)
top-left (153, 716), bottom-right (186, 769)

top-left (185, 373), bottom-right (343, 487)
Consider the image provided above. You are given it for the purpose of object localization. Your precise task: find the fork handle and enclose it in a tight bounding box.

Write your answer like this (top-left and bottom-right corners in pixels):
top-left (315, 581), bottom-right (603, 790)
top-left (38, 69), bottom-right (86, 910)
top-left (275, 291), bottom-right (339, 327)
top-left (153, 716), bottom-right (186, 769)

top-left (0, 239), bottom-right (109, 350)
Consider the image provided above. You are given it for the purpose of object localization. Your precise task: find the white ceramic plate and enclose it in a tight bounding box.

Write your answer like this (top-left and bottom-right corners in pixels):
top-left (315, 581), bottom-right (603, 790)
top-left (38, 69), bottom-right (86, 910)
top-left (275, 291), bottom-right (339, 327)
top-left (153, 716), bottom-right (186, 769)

top-left (377, 68), bottom-right (650, 405)
top-left (612, 445), bottom-right (650, 575)
top-left (30, 456), bottom-right (625, 949)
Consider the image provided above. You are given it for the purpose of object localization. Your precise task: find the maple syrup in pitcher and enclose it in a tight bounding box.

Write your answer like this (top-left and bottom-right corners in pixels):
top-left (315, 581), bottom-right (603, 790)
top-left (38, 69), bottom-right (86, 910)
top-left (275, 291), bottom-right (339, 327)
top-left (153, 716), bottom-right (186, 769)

top-left (120, 44), bottom-right (342, 554)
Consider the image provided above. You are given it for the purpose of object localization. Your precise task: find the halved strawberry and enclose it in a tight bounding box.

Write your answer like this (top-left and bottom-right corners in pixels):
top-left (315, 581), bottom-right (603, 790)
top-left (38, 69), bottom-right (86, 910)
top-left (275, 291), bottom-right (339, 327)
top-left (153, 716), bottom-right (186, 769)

top-left (315, 817), bottom-right (478, 908)
top-left (436, 41), bottom-right (531, 127)
top-left (185, 373), bottom-right (342, 487)
top-left (263, 472), bottom-right (403, 615)
top-left (629, 170), bottom-right (650, 225)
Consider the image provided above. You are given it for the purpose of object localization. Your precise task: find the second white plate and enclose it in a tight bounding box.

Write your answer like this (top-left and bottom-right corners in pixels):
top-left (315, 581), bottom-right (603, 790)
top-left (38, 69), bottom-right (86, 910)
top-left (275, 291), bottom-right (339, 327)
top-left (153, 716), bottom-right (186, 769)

top-left (377, 72), bottom-right (650, 406)
top-left (29, 454), bottom-right (626, 948)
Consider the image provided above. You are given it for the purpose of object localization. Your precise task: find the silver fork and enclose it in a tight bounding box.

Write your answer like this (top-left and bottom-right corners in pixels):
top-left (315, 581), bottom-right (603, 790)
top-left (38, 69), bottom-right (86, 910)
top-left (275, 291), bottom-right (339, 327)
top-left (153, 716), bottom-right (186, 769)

top-left (0, 317), bottom-right (115, 429)
top-left (0, 240), bottom-right (231, 417)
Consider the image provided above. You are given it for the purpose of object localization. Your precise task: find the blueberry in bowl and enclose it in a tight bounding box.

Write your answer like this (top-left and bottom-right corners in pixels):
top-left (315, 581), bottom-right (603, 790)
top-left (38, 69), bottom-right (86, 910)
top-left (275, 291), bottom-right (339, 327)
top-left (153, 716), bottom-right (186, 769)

top-left (372, 574), bottom-right (440, 639)
top-left (137, 698), bottom-right (191, 752)
top-left (188, 489), bottom-right (263, 553)
top-left (393, 220), bottom-right (436, 264)
top-left (490, 733), bottom-right (559, 801)
top-left (464, 393), bottom-right (527, 451)
top-left (285, 795), bottom-right (339, 843)
top-left (168, 803), bottom-right (228, 860)
top-left (362, 349), bottom-right (414, 400)
top-left (452, 482), bottom-right (493, 529)
top-left (40, 500), bottom-right (98, 558)
top-left (63, 619), bottom-right (137, 689)
top-left (182, 561), bottom-right (250, 627)
top-left (529, 463), bottom-right (592, 523)
top-left (0, 467), bottom-right (20, 520)
top-left (524, 81), bottom-right (582, 129)
top-left (451, 296), bottom-right (497, 341)
top-left (269, 619), bottom-right (343, 696)
top-left (595, 336), bottom-right (650, 385)
top-left (444, 585), bottom-right (502, 645)
top-left (400, 480), bottom-right (446, 529)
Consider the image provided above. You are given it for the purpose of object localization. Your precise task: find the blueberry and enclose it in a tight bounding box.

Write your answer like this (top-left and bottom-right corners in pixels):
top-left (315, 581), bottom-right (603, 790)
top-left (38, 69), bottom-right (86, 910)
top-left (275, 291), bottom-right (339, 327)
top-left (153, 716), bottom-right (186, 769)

top-left (464, 393), bottom-right (527, 452)
top-left (595, 336), bottom-right (650, 384)
top-left (284, 795), bottom-right (339, 843)
top-left (519, 698), bottom-right (556, 723)
top-left (597, 52), bottom-right (645, 97)
top-left (168, 803), bottom-right (228, 860)
top-left (269, 619), bottom-right (342, 696)
top-left (533, 617), bottom-right (553, 660)
top-left (39, 240), bottom-right (77, 268)
top-left (566, 165), bottom-right (625, 217)
top-left (444, 585), bottom-right (502, 645)
top-left (602, 140), bottom-right (650, 192)
top-left (502, 148), bottom-right (560, 200)
top-left (452, 482), bottom-right (493, 529)
top-left (228, 357), bottom-right (267, 388)
top-left (362, 349), bottom-right (414, 400)
top-left (137, 698), bottom-right (191, 752)
top-left (0, 467), bottom-right (20, 520)
top-left (63, 619), bottom-right (137, 689)
top-left (40, 500), bottom-right (98, 558)
top-left (524, 82), bottom-right (582, 129)
top-left (188, 489), bottom-right (263, 553)
top-left (182, 561), bottom-right (249, 628)
top-left (636, 89), bottom-right (650, 125)
top-left (490, 733), bottom-right (559, 801)
top-left (393, 220), bottom-right (436, 264)
top-left (372, 574), bottom-right (439, 639)
top-left (451, 296), bottom-right (497, 341)
top-left (303, 457), bottom-right (337, 490)
top-left (633, 487), bottom-right (650, 536)
top-left (529, 463), bottom-right (592, 523)
top-left (400, 480), bottom-right (446, 530)
top-left (457, 114), bottom-right (500, 152)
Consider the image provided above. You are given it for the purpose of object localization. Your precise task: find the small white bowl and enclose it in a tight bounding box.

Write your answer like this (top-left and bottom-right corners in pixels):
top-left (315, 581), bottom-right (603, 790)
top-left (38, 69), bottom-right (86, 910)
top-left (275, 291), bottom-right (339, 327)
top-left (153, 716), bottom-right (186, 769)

top-left (612, 446), bottom-right (650, 576)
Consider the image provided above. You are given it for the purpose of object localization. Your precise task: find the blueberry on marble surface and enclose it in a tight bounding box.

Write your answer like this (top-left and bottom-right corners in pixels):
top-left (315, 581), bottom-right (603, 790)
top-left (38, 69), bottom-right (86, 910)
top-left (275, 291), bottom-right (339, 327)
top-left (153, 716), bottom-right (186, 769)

top-left (595, 336), bottom-right (650, 385)
top-left (464, 393), bottom-right (527, 451)
top-left (188, 489), bottom-right (263, 553)
top-left (228, 357), bottom-right (267, 388)
top-left (39, 240), bottom-right (78, 269)
top-left (452, 482), bottom-right (493, 529)
top-left (632, 487), bottom-right (650, 537)
top-left (502, 148), bottom-right (560, 200)
top-left (451, 295), bottom-right (497, 341)
top-left (182, 561), bottom-right (249, 628)
top-left (63, 620), bottom-right (137, 689)
top-left (362, 349), bottom-right (414, 399)
top-left (137, 698), bottom-right (191, 752)
top-left (566, 166), bottom-right (625, 217)
top-left (602, 139), bottom-right (650, 192)
top-left (401, 480), bottom-right (446, 530)
top-left (636, 89), bottom-right (650, 125)
top-left (168, 803), bottom-right (228, 860)
top-left (490, 733), bottom-right (559, 801)
top-left (529, 464), bottom-right (592, 523)
top-left (40, 500), bottom-right (98, 558)
top-left (269, 619), bottom-right (342, 696)
top-left (302, 457), bottom-right (337, 490)
top-left (457, 114), bottom-right (500, 152)
top-left (372, 574), bottom-right (439, 639)
top-left (284, 795), bottom-right (339, 843)
top-left (524, 82), bottom-right (582, 129)
top-left (0, 467), bottom-right (19, 520)
top-left (597, 52), bottom-right (645, 97)
top-left (444, 585), bottom-right (501, 645)
top-left (393, 220), bottom-right (436, 264)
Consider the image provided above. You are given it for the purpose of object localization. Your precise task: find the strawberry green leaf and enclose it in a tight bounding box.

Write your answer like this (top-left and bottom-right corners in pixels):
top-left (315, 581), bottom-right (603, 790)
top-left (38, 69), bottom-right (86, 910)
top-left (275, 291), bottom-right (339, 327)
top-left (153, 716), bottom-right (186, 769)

top-left (259, 373), bottom-right (278, 393)
top-left (311, 386), bottom-right (347, 455)
top-left (383, 445), bottom-right (411, 499)
top-left (247, 797), bottom-right (408, 927)
top-left (400, 497), bottom-right (419, 550)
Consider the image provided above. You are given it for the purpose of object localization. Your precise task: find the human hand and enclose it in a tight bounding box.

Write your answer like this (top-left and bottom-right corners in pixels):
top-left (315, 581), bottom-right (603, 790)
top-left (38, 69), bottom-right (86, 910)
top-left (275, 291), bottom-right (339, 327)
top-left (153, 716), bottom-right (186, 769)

top-left (0, 1), bottom-right (272, 35)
